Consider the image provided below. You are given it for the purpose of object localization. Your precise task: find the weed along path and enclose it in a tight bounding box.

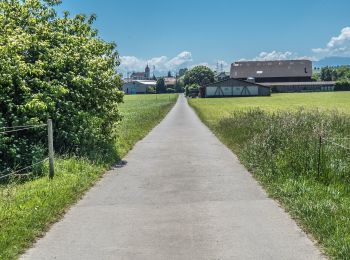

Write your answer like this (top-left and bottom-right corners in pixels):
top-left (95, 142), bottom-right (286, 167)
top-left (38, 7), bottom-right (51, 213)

top-left (22, 95), bottom-right (324, 260)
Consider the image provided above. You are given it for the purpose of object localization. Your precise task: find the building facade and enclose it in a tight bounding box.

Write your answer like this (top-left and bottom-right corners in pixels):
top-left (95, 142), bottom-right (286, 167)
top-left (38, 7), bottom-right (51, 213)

top-left (229, 59), bottom-right (336, 93)
top-left (130, 65), bottom-right (151, 80)
top-left (204, 78), bottom-right (270, 97)
top-left (122, 80), bottom-right (156, 94)
top-left (261, 81), bottom-right (336, 92)
top-left (231, 60), bottom-right (312, 83)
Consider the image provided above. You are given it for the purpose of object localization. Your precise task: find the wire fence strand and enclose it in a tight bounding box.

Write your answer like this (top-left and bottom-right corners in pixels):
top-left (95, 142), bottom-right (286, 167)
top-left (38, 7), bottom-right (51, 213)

top-left (0, 124), bottom-right (47, 134)
top-left (0, 124), bottom-right (47, 130)
top-left (0, 158), bottom-right (49, 180)
top-left (324, 138), bottom-right (350, 151)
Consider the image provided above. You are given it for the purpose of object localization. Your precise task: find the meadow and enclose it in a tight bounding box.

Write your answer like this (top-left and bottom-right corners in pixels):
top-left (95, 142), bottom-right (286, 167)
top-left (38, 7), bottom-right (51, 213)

top-left (0, 94), bottom-right (178, 260)
top-left (189, 92), bottom-right (350, 259)
top-left (190, 92), bottom-right (350, 124)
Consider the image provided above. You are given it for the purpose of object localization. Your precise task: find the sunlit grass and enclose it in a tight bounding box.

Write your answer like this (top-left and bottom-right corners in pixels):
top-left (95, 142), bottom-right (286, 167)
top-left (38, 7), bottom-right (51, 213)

top-left (190, 92), bottom-right (350, 124)
top-left (0, 94), bottom-right (178, 260)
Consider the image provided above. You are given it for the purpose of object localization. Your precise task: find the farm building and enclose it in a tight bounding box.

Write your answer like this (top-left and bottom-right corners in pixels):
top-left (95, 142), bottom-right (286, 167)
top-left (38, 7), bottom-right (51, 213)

top-left (204, 78), bottom-right (270, 97)
top-left (231, 60), bottom-right (312, 83)
top-left (229, 59), bottom-right (336, 93)
top-left (122, 80), bottom-right (156, 94)
top-left (261, 81), bottom-right (336, 92)
top-left (164, 77), bottom-right (176, 88)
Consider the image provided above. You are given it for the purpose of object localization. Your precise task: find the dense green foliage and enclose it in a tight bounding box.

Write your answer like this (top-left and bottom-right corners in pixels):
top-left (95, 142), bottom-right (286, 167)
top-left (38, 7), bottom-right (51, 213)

top-left (0, 0), bottom-right (123, 176)
top-left (335, 79), bottom-right (350, 91)
top-left (178, 68), bottom-right (188, 77)
top-left (146, 86), bottom-right (156, 94)
top-left (190, 95), bottom-right (350, 259)
top-left (183, 65), bottom-right (214, 86)
top-left (156, 78), bottom-right (166, 93)
top-left (184, 83), bottom-right (199, 97)
top-left (0, 94), bottom-right (178, 259)
top-left (315, 66), bottom-right (350, 90)
top-left (319, 66), bottom-right (350, 81)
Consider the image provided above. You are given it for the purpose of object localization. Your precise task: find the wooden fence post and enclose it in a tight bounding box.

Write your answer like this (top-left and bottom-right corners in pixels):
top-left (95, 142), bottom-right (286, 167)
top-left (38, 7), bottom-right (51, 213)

top-left (317, 135), bottom-right (322, 176)
top-left (48, 119), bottom-right (55, 179)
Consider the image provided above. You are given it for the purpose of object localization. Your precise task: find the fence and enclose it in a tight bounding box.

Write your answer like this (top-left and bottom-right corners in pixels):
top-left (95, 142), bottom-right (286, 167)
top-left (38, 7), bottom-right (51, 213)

top-left (0, 119), bottom-right (54, 181)
top-left (317, 135), bottom-right (350, 178)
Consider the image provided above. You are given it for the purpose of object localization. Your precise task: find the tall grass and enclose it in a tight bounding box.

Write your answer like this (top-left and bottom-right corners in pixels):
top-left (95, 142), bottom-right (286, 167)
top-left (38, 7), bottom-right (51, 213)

top-left (190, 101), bottom-right (350, 259)
top-left (0, 94), bottom-right (178, 260)
top-left (217, 109), bottom-right (350, 184)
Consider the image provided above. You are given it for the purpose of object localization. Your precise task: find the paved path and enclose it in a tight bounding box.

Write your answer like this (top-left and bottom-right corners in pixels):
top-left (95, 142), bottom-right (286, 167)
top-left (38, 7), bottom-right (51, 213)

top-left (22, 95), bottom-right (324, 260)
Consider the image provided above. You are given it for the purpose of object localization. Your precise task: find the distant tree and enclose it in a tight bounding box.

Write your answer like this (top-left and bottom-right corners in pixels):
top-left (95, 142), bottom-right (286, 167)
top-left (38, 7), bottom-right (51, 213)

top-left (185, 84), bottom-right (199, 97)
top-left (320, 67), bottom-right (333, 81)
top-left (311, 73), bottom-right (320, 82)
top-left (146, 86), bottom-right (156, 94)
top-left (156, 78), bottom-right (166, 93)
top-left (167, 71), bottom-right (172, 77)
top-left (178, 68), bottom-right (188, 77)
top-left (335, 79), bottom-right (350, 91)
top-left (184, 66), bottom-right (215, 86)
top-left (175, 77), bottom-right (185, 93)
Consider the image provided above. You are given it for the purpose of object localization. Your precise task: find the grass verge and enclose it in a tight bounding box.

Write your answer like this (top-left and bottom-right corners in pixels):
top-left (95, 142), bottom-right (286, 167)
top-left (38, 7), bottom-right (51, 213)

top-left (189, 94), bottom-right (350, 259)
top-left (0, 94), bottom-right (178, 260)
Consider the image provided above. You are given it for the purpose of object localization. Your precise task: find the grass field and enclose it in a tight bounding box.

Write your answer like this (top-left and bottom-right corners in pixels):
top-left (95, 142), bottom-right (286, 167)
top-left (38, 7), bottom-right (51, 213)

top-left (189, 92), bottom-right (350, 259)
top-left (0, 94), bottom-right (178, 260)
top-left (190, 92), bottom-right (350, 124)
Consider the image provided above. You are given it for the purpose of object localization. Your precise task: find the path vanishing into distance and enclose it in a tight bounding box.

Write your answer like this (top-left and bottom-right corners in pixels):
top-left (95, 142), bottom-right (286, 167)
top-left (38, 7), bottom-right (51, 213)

top-left (22, 95), bottom-right (324, 260)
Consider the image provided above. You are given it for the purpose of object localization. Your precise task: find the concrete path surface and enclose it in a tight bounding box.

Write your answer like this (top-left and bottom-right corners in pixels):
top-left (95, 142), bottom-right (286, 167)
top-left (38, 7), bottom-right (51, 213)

top-left (22, 95), bottom-right (324, 260)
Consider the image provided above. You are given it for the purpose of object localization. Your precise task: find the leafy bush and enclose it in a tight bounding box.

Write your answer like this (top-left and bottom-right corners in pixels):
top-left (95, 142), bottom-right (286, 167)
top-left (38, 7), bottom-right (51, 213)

top-left (0, 0), bottom-right (123, 177)
top-left (184, 66), bottom-right (214, 86)
top-left (156, 78), bottom-right (166, 93)
top-left (166, 88), bottom-right (175, 93)
top-left (335, 80), bottom-right (350, 91)
top-left (146, 86), bottom-right (156, 94)
top-left (185, 84), bottom-right (199, 97)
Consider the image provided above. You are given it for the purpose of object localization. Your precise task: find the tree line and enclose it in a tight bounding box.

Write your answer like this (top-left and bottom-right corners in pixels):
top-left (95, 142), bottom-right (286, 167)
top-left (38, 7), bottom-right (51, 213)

top-left (314, 66), bottom-right (350, 91)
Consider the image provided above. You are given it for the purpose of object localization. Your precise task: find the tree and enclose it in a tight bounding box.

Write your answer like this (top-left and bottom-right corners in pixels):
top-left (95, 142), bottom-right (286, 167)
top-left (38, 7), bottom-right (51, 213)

top-left (0, 0), bottom-right (123, 175)
top-left (156, 78), bottom-right (166, 93)
top-left (185, 84), bottom-right (199, 97)
top-left (184, 66), bottom-right (215, 86)
top-left (320, 67), bottom-right (333, 81)
top-left (178, 68), bottom-right (188, 77)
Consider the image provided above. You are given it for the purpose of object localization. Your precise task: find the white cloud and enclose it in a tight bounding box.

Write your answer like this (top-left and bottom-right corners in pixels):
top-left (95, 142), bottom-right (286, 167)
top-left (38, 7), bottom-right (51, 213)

top-left (312, 27), bottom-right (350, 56)
top-left (166, 51), bottom-right (192, 68)
top-left (256, 51), bottom-right (293, 60)
top-left (119, 51), bottom-right (192, 76)
top-left (239, 50), bottom-right (315, 62)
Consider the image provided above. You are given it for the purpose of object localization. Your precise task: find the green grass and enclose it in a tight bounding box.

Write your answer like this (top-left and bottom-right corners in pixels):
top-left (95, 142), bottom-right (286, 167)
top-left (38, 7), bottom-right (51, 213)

top-left (189, 92), bottom-right (350, 259)
top-left (0, 94), bottom-right (178, 260)
top-left (190, 92), bottom-right (350, 124)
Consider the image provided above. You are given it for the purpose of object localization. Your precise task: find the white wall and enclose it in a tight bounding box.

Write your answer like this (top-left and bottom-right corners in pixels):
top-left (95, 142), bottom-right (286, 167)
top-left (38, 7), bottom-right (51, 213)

top-left (122, 82), bottom-right (148, 94)
top-left (206, 86), bottom-right (258, 97)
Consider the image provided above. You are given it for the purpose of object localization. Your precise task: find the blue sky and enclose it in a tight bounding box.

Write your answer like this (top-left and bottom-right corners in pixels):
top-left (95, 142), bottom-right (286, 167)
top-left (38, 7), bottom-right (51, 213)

top-left (56, 0), bottom-right (350, 76)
